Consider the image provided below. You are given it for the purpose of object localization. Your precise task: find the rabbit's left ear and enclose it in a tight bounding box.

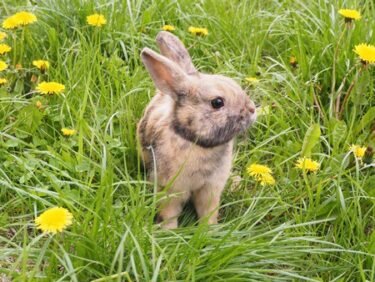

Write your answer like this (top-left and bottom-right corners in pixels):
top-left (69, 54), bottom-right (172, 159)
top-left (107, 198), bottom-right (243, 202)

top-left (156, 31), bottom-right (197, 74)
top-left (141, 47), bottom-right (191, 98)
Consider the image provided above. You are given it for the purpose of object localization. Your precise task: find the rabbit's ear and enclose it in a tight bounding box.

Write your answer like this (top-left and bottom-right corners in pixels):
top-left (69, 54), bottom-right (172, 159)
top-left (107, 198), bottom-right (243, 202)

top-left (141, 47), bottom-right (190, 97)
top-left (156, 31), bottom-right (197, 74)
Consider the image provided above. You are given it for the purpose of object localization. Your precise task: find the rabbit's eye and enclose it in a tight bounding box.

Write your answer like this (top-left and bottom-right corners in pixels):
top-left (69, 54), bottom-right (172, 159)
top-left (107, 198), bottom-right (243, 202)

top-left (211, 97), bottom-right (224, 109)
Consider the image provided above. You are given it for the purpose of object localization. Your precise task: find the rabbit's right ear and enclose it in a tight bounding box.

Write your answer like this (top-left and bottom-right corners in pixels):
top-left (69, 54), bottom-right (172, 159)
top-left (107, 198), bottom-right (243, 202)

top-left (156, 31), bottom-right (197, 74)
top-left (141, 48), bottom-right (191, 98)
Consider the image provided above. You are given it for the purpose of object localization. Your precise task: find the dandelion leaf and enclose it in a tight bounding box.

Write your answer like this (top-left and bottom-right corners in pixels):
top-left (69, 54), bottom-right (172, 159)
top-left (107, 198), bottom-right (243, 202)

top-left (330, 118), bottom-right (347, 148)
top-left (301, 123), bottom-right (321, 157)
top-left (353, 107), bottom-right (375, 135)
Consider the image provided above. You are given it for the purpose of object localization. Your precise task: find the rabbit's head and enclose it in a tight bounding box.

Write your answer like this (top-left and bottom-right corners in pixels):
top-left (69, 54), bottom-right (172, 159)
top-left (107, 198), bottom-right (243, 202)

top-left (141, 31), bottom-right (256, 148)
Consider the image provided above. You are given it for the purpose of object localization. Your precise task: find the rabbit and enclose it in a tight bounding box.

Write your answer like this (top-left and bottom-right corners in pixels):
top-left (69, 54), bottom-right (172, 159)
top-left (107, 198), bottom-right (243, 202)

top-left (137, 31), bottom-right (257, 229)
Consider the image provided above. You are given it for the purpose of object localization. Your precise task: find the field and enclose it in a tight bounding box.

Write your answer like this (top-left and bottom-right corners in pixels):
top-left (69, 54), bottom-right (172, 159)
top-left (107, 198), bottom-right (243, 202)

top-left (0, 0), bottom-right (374, 281)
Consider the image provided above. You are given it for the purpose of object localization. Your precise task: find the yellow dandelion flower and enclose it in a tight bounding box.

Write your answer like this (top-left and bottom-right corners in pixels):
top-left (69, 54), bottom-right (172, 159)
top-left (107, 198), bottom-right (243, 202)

top-left (0, 61), bottom-right (8, 71)
top-left (0, 78), bottom-right (7, 85)
top-left (2, 16), bottom-right (19, 29)
top-left (36, 81), bottom-right (65, 95)
top-left (35, 207), bottom-right (73, 234)
top-left (32, 60), bottom-right (50, 71)
top-left (162, 25), bottom-right (175, 31)
top-left (245, 77), bottom-right (259, 85)
top-left (61, 128), bottom-right (76, 136)
top-left (349, 144), bottom-right (366, 159)
top-left (87, 13), bottom-right (106, 27)
top-left (338, 9), bottom-right (361, 21)
top-left (256, 173), bottom-right (276, 186)
top-left (295, 157), bottom-right (320, 173)
top-left (353, 44), bottom-right (375, 64)
top-left (14, 11), bottom-right (37, 26)
top-left (247, 163), bottom-right (276, 186)
top-left (2, 11), bottom-right (37, 29)
top-left (0, 32), bottom-right (7, 41)
top-left (247, 163), bottom-right (272, 177)
top-left (188, 26), bottom-right (208, 36)
top-left (0, 44), bottom-right (11, 55)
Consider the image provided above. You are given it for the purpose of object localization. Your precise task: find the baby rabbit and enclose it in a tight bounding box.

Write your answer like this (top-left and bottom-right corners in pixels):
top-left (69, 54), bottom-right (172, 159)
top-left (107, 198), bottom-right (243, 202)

top-left (138, 31), bottom-right (256, 229)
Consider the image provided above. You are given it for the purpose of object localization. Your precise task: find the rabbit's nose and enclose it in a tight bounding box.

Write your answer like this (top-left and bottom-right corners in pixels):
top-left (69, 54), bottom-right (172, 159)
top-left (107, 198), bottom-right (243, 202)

top-left (247, 101), bottom-right (256, 114)
top-left (248, 105), bottom-right (255, 114)
top-left (240, 108), bottom-right (255, 121)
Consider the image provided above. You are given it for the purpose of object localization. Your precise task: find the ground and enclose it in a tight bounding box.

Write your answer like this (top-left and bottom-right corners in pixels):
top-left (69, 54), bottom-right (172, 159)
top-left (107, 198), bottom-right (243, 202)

top-left (0, 0), bottom-right (374, 281)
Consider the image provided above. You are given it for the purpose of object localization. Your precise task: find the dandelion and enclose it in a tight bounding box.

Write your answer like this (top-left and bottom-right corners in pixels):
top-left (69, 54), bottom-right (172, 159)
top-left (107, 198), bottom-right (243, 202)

top-left (87, 13), bottom-right (106, 27)
top-left (188, 26), bottom-right (208, 36)
top-left (247, 163), bottom-right (272, 177)
top-left (33, 60), bottom-right (50, 72)
top-left (14, 11), bottom-right (37, 26)
top-left (247, 163), bottom-right (275, 186)
top-left (61, 128), bottom-right (76, 136)
top-left (2, 16), bottom-right (18, 29)
top-left (349, 144), bottom-right (367, 160)
top-left (353, 44), bottom-right (375, 64)
top-left (35, 207), bottom-right (73, 234)
top-left (36, 81), bottom-right (65, 95)
top-left (0, 32), bottom-right (7, 41)
top-left (245, 77), bottom-right (259, 85)
top-left (2, 11), bottom-right (37, 29)
top-left (0, 61), bottom-right (8, 71)
top-left (0, 44), bottom-right (11, 55)
top-left (295, 157), bottom-right (320, 173)
top-left (162, 25), bottom-right (175, 32)
top-left (338, 9), bottom-right (361, 22)
top-left (257, 173), bottom-right (276, 186)
top-left (0, 78), bottom-right (7, 85)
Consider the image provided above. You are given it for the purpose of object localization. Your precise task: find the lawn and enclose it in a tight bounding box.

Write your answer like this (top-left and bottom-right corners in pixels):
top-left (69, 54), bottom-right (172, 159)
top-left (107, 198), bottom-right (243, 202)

top-left (0, 0), bottom-right (374, 281)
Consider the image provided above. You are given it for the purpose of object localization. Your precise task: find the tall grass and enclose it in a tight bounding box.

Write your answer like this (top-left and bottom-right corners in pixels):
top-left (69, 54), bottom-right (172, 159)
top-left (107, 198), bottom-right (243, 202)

top-left (0, 0), bottom-right (374, 281)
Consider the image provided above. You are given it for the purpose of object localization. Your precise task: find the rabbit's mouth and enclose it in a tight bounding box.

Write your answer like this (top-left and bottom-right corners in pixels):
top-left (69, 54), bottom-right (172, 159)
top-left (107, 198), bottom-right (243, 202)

top-left (241, 111), bottom-right (257, 130)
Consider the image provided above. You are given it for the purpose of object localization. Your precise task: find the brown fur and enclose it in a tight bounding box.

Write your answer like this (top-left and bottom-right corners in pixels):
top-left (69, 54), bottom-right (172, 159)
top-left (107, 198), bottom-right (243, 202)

top-left (137, 31), bottom-right (256, 229)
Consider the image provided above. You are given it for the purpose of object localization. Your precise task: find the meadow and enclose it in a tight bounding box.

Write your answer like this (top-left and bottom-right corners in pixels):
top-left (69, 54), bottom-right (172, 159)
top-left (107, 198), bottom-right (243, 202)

top-left (0, 0), bottom-right (374, 281)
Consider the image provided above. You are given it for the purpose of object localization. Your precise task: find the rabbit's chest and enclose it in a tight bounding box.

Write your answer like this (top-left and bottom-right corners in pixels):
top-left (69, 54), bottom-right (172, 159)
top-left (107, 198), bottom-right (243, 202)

top-left (154, 131), bottom-right (233, 190)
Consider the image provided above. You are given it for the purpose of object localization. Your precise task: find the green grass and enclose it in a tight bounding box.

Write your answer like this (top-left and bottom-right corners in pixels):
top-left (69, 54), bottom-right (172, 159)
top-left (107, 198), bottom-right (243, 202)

top-left (0, 0), bottom-right (374, 281)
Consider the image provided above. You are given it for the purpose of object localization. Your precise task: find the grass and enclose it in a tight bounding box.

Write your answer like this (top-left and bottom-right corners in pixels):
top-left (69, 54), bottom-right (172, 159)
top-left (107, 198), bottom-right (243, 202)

top-left (0, 0), bottom-right (374, 281)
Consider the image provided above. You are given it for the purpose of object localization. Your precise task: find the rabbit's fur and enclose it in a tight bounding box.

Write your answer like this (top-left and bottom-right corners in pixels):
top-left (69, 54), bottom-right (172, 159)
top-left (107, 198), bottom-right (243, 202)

top-left (138, 31), bottom-right (256, 229)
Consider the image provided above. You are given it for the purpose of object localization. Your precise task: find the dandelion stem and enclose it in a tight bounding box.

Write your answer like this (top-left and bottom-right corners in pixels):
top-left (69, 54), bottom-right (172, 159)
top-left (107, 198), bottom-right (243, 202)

top-left (338, 67), bottom-right (363, 119)
top-left (334, 64), bottom-right (357, 118)
top-left (329, 28), bottom-right (346, 118)
top-left (20, 28), bottom-right (25, 64)
top-left (12, 33), bottom-right (17, 66)
top-left (302, 172), bottom-right (313, 206)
